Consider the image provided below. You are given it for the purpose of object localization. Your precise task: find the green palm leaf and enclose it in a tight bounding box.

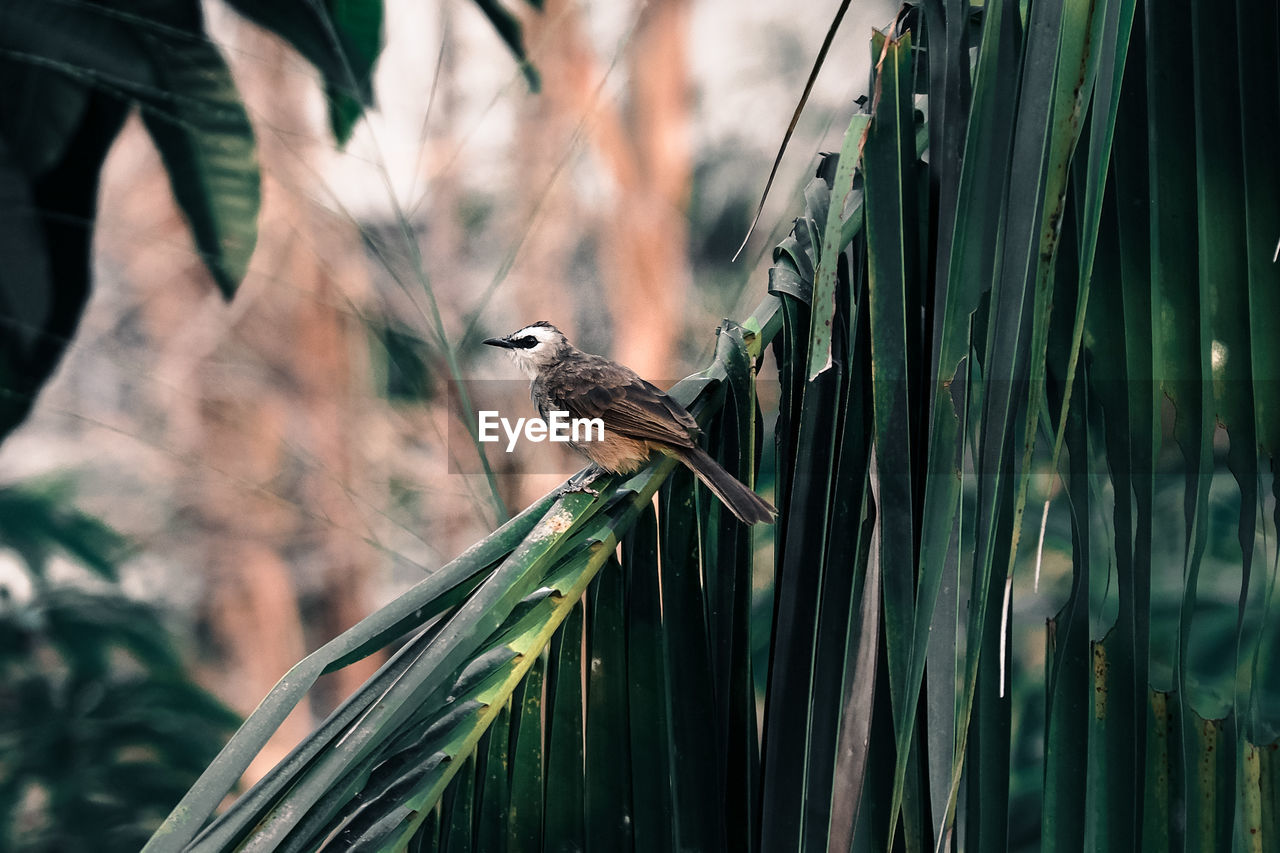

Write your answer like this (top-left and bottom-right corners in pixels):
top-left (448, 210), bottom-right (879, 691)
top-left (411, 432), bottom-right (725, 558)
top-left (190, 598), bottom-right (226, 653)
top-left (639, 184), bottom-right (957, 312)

top-left (149, 2), bottom-right (1280, 849)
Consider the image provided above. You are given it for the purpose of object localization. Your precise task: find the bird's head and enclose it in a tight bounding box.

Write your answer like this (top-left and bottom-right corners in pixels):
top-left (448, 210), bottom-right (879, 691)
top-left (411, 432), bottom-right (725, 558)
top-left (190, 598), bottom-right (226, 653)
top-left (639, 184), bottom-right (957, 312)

top-left (483, 321), bottom-right (570, 377)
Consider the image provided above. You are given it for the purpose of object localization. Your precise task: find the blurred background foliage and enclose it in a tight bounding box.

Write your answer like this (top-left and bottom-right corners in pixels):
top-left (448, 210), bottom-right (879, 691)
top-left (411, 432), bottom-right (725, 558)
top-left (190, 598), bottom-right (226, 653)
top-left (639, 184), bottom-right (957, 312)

top-left (0, 483), bottom-right (238, 851)
top-left (2, 0), bottom-right (1278, 850)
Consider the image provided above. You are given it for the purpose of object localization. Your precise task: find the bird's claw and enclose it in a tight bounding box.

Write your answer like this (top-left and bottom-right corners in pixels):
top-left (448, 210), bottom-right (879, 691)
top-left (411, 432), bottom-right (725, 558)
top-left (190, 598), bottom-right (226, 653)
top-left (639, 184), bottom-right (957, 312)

top-left (561, 468), bottom-right (603, 498)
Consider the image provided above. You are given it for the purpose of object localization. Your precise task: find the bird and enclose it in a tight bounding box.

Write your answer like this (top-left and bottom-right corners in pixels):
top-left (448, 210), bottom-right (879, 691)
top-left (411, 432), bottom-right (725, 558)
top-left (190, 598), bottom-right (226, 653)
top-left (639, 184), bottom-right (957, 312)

top-left (483, 321), bottom-right (776, 525)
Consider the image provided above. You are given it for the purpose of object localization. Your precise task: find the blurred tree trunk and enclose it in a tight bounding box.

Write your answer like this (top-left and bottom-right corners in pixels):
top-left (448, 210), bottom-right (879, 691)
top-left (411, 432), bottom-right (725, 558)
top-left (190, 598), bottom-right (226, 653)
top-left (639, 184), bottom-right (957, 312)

top-left (97, 20), bottom-right (382, 779)
top-left (610, 0), bottom-right (692, 381)
top-left (519, 0), bottom-right (692, 382)
top-left (507, 0), bottom-right (594, 507)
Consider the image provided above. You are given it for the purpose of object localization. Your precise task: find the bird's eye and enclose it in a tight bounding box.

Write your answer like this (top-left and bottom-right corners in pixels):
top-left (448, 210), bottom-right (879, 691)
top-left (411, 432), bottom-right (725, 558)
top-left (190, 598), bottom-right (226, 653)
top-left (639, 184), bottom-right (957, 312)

top-left (515, 336), bottom-right (538, 349)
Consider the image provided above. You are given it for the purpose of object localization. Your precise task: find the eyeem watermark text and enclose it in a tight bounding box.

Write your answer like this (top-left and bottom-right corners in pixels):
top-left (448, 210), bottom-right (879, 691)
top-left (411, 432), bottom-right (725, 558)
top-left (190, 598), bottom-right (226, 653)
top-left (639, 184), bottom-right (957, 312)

top-left (478, 410), bottom-right (604, 452)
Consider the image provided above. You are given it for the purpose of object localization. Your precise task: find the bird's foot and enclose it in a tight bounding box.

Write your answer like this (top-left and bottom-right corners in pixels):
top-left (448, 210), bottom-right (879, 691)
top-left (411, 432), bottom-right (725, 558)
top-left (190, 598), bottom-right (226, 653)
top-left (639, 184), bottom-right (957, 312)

top-left (561, 467), bottom-right (603, 497)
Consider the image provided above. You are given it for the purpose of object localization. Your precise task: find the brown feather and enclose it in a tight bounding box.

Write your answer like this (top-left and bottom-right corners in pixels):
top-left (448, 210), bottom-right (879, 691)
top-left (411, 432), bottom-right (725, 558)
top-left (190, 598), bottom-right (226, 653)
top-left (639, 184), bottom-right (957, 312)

top-left (533, 353), bottom-right (699, 449)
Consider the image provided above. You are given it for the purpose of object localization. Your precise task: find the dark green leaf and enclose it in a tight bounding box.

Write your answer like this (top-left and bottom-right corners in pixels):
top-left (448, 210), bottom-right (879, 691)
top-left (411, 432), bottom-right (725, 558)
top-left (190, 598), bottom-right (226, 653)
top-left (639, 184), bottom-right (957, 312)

top-left (863, 30), bottom-right (926, 850)
top-left (219, 0), bottom-right (382, 110)
top-left (474, 701), bottom-right (511, 853)
top-left (468, 0), bottom-right (540, 92)
top-left (441, 753), bottom-right (476, 853)
top-left (326, 0), bottom-right (385, 143)
top-left (543, 601), bottom-right (585, 852)
top-left (624, 505), bottom-right (675, 853)
top-left (507, 653), bottom-right (545, 853)
top-left (0, 92), bottom-right (127, 443)
top-left (137, 26), bottom-right (259, 298)
top-left (584, 559), bottom-right (634, 853)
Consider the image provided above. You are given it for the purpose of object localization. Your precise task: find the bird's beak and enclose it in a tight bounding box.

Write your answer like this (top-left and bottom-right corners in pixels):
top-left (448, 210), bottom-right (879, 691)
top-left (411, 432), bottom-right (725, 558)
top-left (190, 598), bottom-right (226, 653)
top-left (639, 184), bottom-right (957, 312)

top-left (483, 337), bottom-right (513, 349)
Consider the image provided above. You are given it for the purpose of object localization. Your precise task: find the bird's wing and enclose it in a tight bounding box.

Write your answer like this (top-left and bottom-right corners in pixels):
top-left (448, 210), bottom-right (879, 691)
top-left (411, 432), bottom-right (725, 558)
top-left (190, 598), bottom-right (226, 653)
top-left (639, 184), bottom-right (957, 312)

top-left (539, 358), bottom-right (699, 448)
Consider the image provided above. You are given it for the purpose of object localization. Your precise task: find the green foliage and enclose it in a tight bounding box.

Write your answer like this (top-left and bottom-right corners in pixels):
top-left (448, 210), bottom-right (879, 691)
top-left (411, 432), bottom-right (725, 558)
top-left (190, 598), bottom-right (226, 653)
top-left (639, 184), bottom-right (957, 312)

top-left (0, 0), bottom-right (542, 446)
top-left (0, 0), bottom-right (364, 442)
top-left (218, 0), bottom-right (385, 145)
top-left (147, 0), bottom-right (1280, 850)
top-left (372, 321), bottom-right (438, 403)
top-left (467, 0), bottom-right (542, 93)
top-left (0, 483), bottom-right (239, 852)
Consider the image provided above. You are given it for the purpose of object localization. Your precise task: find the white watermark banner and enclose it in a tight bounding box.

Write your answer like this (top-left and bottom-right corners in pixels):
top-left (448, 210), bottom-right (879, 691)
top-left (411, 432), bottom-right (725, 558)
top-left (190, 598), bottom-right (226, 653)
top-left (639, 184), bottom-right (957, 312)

top-left (477, 410), bottom-right (605, 452)
top-left (445, 378), bottom-right (779, 475)
top-left (446, 380), bottom-right (624, 474)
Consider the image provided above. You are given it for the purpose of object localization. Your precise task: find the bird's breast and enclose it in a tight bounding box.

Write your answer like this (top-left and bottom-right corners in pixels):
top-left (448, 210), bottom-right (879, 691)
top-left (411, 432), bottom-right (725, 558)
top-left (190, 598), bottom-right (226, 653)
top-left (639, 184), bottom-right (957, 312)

top-left (574, 433), bottom-right (653, 474)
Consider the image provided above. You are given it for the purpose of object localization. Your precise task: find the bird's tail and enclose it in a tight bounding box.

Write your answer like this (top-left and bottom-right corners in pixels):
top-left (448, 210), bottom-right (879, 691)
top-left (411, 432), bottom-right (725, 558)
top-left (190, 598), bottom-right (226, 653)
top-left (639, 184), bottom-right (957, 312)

top-left (679, 446), bottom-right (776, 525)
